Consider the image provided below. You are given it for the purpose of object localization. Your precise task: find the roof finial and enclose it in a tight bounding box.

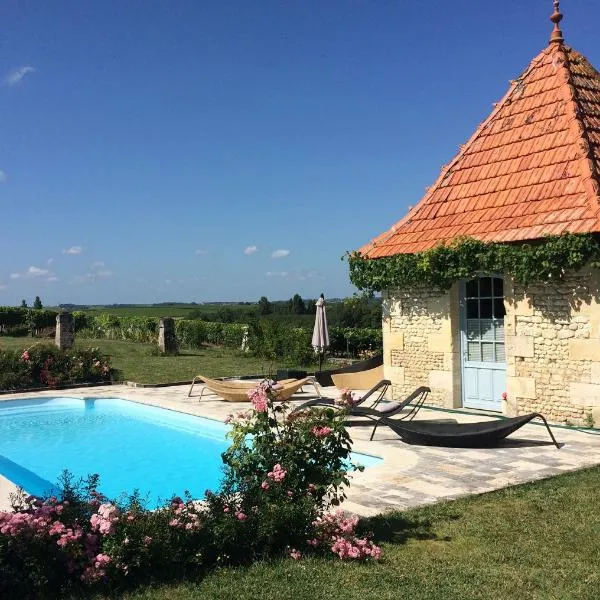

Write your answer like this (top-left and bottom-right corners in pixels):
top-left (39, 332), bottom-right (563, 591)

top-left (550, 0), bottom-right (564, 44)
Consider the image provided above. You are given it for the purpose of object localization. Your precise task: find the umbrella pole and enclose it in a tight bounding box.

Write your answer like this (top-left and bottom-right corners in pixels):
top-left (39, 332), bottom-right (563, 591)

top-left (318, 352), bottom-right (323, 372)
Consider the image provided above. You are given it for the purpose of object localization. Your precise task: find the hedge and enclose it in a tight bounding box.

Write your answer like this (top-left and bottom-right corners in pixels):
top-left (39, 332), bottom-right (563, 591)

top-left (0, 308), bottom-right (58, 335)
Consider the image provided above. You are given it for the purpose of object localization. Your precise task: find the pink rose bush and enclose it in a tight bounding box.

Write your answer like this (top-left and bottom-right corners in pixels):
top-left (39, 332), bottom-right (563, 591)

top-left (0, 344), bottom-right (112, 391)
top-left (311, 510), bottom-right (381, 560)
top-left (216, 379), bottom-right (381, 563)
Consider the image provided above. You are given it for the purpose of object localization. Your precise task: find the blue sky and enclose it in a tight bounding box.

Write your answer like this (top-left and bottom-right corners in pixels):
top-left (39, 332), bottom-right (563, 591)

top-left (1, 1), bottom-right (599, 305)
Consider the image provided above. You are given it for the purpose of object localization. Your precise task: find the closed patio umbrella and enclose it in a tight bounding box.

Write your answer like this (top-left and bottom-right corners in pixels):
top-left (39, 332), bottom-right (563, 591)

top-left (312, 293), bottom-right (330, 371)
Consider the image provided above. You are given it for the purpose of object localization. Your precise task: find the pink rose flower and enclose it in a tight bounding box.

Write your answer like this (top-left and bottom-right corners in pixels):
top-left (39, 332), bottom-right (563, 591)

top-left (247, 386), bottom-right (269, 412)
top-left (267, 463), bottom-right (287, 482)
top-left (312, 426), bottom-right (332, 438)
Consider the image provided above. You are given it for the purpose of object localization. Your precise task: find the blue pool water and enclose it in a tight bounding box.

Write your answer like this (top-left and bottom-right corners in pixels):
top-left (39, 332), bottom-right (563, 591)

top-left (0, 397), bottom-right (382, 508)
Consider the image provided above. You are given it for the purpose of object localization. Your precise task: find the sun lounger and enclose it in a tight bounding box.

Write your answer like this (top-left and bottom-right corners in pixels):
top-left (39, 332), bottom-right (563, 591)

top-left (371, 412), bottom-right (561, 448)
top-left (188, 374), bottom-right (296, 397)
top-left (292, 382), bottom-right (430, 430)
top-left (331, 365), bottom-right (384, 391)
top-left (191, 375), bottom-right (321, 403)
top-left (314, 354), bottom-right (383, 387)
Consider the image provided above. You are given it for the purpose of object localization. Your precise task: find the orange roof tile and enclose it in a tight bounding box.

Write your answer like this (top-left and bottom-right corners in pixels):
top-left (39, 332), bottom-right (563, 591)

top-left (359, 34), bottom-right (600, 258)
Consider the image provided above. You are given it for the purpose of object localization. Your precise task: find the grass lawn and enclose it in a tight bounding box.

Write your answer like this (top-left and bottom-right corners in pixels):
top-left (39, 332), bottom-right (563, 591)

top-left (100, 467), bottom-right (600, 600)
top-left (0, 336), bottom-right (326, 384)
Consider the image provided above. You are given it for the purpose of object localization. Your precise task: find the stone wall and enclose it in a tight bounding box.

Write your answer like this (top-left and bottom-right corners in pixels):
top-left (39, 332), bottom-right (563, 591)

top-left (383, 269), bottom-right (600, 425)
top-left (382, 285), bottom-right (461, 408)
top-left (506, 268), bottom-right (600, 425)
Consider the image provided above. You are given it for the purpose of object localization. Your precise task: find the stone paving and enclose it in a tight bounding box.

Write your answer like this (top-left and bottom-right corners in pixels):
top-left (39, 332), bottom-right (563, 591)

top-left (1, 383), bottom-right (600, 515)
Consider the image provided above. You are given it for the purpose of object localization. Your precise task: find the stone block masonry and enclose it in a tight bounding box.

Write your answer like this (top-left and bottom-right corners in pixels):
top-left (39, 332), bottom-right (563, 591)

top-left (507, 268), bottom-right (600, 424)
top-left (55, 312), bottom-right (74, 350)
top-left (158, 318), bottom-right (179, 355)
top-left (382, 285), bottom-right (460, 408)
top-left (383, 267), bottom-right (600, 425)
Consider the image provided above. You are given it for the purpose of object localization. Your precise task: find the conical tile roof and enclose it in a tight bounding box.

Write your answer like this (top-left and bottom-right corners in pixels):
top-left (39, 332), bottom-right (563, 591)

top-left (359, 38), bottom-right (600, 258)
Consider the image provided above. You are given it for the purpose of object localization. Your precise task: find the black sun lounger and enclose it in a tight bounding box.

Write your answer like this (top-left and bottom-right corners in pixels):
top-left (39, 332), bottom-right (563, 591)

top-left (292, 381), bottom-right (430, 425)
top-left (371, 412), bottom-right (561, 448)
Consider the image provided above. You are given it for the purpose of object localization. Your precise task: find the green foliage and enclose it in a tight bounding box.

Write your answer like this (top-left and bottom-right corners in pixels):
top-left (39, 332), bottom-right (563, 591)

top-left (339, 293), bottom-right (382, 328)
top-left (0, 307), bottom-right (58, 335)
top-left (347, 234), bottom-right (600, 292)
top-left (289, 294), bottom-right (307, 315)
top-left (76, 314), bottom-right (159, 343)
top-left (33, 296), bottom-right (43, 310)
top-left (20, 299), bottom-right (27, 308)
top-left (257, 296), bottom-right (273, 316)
top-left (26, 309), bottom-right (58, 334)
top-left (0, 307), bottom-right (28, 332)
top-left (329, 327), bottom-right (382, 357)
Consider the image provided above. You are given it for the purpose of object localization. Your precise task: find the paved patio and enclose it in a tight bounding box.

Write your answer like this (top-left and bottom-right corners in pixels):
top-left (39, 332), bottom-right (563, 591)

top-left (1, 383), bottom-right (600, 516)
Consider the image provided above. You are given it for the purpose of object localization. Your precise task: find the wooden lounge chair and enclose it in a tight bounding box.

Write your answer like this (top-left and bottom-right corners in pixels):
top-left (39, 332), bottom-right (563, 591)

top-left (192, 375), bottom-right (321, 403)
top-left (331, 365), bottom-right (384, 391)
top-left (292, 381), bottom-right (430, 429)
top-left (189, 374), bottom-right (295, 398)
top-left (314, 354), bottom-right (383, 387)
top-left (371, 413), bottom-right (561, 448)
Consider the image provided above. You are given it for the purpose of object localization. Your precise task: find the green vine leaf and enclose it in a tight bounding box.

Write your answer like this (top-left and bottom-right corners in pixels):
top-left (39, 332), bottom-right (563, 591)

top-left (346, 233), bottom-right (600, 292)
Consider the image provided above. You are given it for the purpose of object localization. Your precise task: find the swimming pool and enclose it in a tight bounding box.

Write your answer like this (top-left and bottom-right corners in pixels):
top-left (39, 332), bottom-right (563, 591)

top-left (0, 397), bottom-right (382, 508)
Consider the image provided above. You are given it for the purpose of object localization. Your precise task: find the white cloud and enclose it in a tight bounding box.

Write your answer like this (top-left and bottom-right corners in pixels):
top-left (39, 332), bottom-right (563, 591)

top-left (10, 266), bottom-right (50, 279)
top-left (47, 258), bottom-right (53, 265)
top-left (46, 276), bottom-right (60, 283)
top-left (290, 269), bottom-right (319, 281)
top-left (265, 269), bottom-right (320, 281)
top-left (244, 246), bottom-right (258, 255)
top-left (62, 246), bottom-right (83, 255)
top-left (4, 66), bottom-right (35, 87)
top-left (271, 249), bottom-right (290, 259)
top-left (0, 283), bottom-right (7, 290)
top-left (0, 170), bottom-right (6, 183)
top-left (195, 249), bottom-right (208, 256)
top-left (71, 262), bottom-right (112, 284)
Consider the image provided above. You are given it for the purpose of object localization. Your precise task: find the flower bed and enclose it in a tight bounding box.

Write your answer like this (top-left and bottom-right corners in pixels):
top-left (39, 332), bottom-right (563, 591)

top-left (0, 382), bottom-right (381, 597)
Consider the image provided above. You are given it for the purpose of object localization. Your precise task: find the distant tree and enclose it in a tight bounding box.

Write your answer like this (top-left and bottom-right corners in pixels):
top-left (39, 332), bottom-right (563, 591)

top-left (20, 299), bottom-right (28, 308)
top-left (33, 296), bottom-right (43, 310)
top-left (339, 293), bottom-right (382, 328)
top-left (216, 307), bottom-right (235, 323)
top-left (257, 296), bottom-right (273, 316)
top-left (290, 294), bottom-right (306, 315)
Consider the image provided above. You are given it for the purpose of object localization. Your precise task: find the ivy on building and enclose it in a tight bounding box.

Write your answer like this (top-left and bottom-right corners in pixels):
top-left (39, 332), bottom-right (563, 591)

top-left (347, 234), bottom-right (600, 292)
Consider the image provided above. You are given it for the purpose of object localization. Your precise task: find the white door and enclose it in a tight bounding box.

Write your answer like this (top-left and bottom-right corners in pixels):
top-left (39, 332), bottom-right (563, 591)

top-left (461, 276), bottom-right (506, 411)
